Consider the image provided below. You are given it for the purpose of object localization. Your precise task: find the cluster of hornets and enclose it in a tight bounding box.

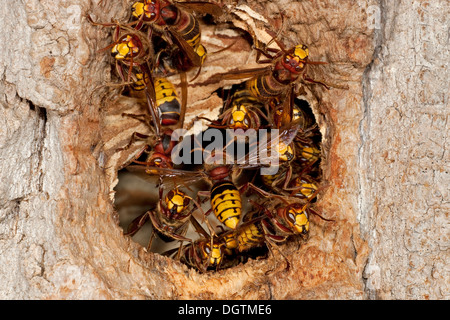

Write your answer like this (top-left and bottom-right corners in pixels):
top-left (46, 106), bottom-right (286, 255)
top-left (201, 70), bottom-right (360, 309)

top-left (89, 0), bottom-right (336, 273)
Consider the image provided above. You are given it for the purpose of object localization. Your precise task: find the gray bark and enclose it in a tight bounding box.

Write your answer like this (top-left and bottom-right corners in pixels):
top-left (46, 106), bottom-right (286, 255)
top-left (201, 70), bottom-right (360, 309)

top-left (360, 0), bottom-right (449, 299)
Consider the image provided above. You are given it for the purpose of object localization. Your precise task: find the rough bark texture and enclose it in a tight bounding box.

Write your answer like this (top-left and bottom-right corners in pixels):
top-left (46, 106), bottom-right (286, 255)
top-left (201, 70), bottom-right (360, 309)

top-left (0, 0), bottom-right (447, 299)
top-left (360, 0), bottom-right (449, 299)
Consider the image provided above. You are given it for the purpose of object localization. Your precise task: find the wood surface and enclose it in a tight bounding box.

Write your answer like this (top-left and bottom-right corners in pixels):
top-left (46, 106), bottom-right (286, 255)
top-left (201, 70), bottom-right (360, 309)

top-left (0, 0), bottom-right (447, 299)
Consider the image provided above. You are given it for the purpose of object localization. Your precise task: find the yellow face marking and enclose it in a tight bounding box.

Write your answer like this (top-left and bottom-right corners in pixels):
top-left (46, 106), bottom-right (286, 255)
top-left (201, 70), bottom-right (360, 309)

top-left (132, 2), bottom-right (145, 18)
top-left (211, 244), bottom-right (222, 260)
top-left (166, 189), bottom-right (188, 214)
top-left (203, 243), bottom-right (223, 265)
top-left (112, 43), bottom-right (129, 59)
top-left (276, 141), bottom-right (288, 153)
top-left (112, 35), bottom-right (141, 60)
top-left (294, 44), bottom-right (309, 60)
top-left (230, 105), bottom-right (249, 129)
top-left (292, 106), bottom-right (303, 121)
top-left (276, 142), bottom-right (294, 162)
top-left (232, 105), bottom-right (247, 121)
top-left (128, 41), bottom-right (139, 51)
top-left (300, 183), bottom-right (318, 198)
top-left (294, 213), bottom-right (309, 234)
top-left (288, 206), bottom-right (309, 234)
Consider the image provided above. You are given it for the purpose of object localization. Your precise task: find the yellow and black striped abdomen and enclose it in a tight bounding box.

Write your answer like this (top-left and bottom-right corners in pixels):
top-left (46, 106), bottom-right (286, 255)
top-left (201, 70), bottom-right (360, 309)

top-left (260, 164), bottom-right (287, 188)
top-left (210, 181), bottom-right (241, 230)
top-left (155, 78), bottom-right (181, 126)
top-left (237, 222), bottom-right (264, 252)
top-left (247, 73), bottom-right (286, 102)
top-left (231, 89), bottom-right (261, 106)
top-left (261, 172), bottom-right (278, 188)
top-left (177, 11), bottom-right (201, 50)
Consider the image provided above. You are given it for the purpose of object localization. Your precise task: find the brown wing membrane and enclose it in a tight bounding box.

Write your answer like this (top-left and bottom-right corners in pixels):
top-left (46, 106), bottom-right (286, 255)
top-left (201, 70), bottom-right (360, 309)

top-left (278, 86), bottom-right (295, 128)
top-left (189, 216), bottom-right (210, 239)
top-left (178, 72), bottom-right (188, 129)
top-left (207, 66), bottom-right (271, 82)
top-left (124, 211), bottom-right (151, 236)
top-left (167, 27), bottom-right (202, 67)
top-left (235, 119), bottom-right (302, 165)
top-left (138, 63), bottom-right (161, 136)
top-left (175, 1), bottom-right (224, 16)
top-left (126, 165), bottom-right (207, 187)
top-left (277, 119), bottom-right (303, 147)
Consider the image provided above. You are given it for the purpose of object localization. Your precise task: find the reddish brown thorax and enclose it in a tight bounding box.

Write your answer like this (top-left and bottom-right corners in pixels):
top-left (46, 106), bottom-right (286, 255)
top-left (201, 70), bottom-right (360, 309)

top-left (273, 45), bottom-right (309, 84)
top-left (154, 130), bottom-right (176, 155)
top-left (208, 166), bottom-right (231, 181)
top-left (158, 0), bottom-right (179, 26)
top-left (148, 153), bottom-right (172, 168)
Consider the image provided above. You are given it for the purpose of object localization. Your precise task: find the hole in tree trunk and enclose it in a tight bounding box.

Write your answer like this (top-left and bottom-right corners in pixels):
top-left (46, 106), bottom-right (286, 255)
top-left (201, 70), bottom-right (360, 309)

top-left (89, 0), bottom-right (374, 298)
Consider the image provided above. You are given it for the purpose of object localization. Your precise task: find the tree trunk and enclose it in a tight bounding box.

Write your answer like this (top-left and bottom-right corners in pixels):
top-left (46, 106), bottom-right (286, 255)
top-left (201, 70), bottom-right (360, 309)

top-left (0, 0), bottom-right (447, 299)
